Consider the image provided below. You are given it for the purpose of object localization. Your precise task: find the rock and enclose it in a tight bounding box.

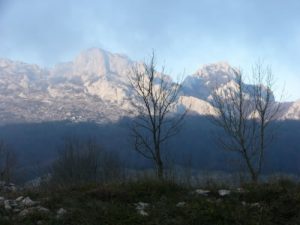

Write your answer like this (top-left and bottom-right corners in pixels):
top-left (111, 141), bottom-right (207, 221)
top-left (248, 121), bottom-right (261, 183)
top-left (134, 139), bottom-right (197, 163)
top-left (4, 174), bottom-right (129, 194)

top-left (1, 195), bottom-right (49, 218)
top-left (241, 201), bottom-right (260, 207)
top-left (0, 196), bottom-right (4, 205)
top-left (37, 221), bottom-right (44, 225)
top-left (19, 206), bottom-right (50, 217)
top-left (16, 196), bottom-right (24, 202)
top-left (36, 206), bottom-right (50, 213)
top-left (4, 200), bottom-right (11, 210)
top-left (56, 208), bottom-right (67, 219)
top-left (0, 181), bottom-right (17, 192)
top-left (21, 197), bottom-right (37, 207)
top-left (7, 183), bottom-right (16, 192)
top-left (218, 189), bottom-right (231, 196)
top-left (176, 202), bottom-right (186, 207)
top-left (135, 202), bottom-right (149, 209)
top-left (138, 209), bottom-right (149, 216)
top-left (19, 208), bottom-right (30, 217)
top-left (13, 208), bottom-right (21, 213)
top-left (195, 189), bottom-right (210, 196)
top-left (135, 202), bottom-right (149, 216)
top-left (250, 202), bottom-right (260, 207)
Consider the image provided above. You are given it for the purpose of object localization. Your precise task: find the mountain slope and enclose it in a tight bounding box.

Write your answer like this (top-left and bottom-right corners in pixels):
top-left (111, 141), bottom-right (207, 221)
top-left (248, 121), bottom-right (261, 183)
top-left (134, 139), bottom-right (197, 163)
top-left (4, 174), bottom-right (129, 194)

top-left (0, 48), bottom-right (299, 124)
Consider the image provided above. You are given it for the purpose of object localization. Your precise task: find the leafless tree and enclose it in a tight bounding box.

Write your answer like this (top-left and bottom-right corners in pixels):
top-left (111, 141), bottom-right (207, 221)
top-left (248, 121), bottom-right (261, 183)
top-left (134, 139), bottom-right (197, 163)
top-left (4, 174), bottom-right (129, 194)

top-left (51, 137), bottom-right (122, 186)
top-left (0, 141), bottom-right (17, 183)
top-left (210, 63), bottom-right (281, 182)
top-left (128, 53), bottom-right (187, 180)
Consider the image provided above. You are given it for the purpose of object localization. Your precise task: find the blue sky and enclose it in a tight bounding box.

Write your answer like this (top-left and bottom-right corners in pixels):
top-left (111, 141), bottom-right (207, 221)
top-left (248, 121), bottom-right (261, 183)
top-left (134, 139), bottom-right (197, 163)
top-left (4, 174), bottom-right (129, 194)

top-left (0, 0), bottom-right (299, 100)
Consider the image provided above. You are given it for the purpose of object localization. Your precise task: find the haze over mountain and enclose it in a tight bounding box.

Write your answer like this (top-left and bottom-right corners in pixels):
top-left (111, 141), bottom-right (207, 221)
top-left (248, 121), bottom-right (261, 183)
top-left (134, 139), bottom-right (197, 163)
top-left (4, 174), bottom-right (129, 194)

top-left (0, 48), bottom-right (299, 125)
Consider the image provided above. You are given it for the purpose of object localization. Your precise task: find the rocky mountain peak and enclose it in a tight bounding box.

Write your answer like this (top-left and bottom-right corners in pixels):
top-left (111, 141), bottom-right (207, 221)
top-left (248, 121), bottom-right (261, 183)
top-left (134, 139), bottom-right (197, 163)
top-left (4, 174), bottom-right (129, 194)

top-left (0, 49), bottom-right (298, 123)
top-left (72, 48), bottom-right (133, 78)
top-left (194, 62), bottom-right (237, 84)
top-left (182, 62), bottom-right (238, 101)
top-left (73, 48), bottom-right (110, 74)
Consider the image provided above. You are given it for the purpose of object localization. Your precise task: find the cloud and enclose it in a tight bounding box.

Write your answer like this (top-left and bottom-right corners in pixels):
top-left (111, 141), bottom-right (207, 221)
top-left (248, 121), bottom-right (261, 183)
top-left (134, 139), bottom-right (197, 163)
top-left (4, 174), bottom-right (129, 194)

top-left (0, 0), bottom-right (299, 100)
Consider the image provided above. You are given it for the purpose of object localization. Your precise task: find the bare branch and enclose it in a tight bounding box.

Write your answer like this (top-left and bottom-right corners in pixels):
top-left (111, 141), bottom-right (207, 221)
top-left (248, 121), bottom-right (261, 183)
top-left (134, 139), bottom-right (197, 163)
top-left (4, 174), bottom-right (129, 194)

top-left (210, 64), bottom-right (281, 182)
top-left (128, 52), bottom-right (187, 179)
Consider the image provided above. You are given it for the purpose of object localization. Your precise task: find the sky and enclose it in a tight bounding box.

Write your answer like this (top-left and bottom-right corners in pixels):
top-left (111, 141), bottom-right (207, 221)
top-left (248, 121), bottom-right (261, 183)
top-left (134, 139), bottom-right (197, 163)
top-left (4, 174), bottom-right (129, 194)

top-left (0, 0), bottom-right (300, 100)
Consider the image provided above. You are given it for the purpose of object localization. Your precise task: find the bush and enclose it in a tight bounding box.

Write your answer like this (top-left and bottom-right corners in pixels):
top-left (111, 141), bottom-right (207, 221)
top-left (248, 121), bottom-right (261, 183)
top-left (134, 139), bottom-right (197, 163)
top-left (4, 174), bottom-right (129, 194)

top-left (51, 137), bottom-right (122, 187)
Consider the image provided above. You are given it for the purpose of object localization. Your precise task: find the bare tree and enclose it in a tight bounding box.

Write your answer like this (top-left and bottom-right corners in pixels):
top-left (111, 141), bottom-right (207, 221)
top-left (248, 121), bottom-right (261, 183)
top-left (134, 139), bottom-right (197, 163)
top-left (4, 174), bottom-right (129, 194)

top-left (51, 137), bottom-right (122, 186)
top-left (252, 63), bottom-right (281, 177)
top-left (128, 53), bottom-right (187, 180)
top-left (210, 64), bottom-right (281, 182)
top-left (0, 141), bottom-right (17, 183)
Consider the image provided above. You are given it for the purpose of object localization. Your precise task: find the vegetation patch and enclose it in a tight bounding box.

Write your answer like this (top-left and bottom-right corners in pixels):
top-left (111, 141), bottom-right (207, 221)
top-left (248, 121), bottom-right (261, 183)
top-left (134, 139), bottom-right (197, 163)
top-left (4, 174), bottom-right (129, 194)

top-left (1, 179), bottom-right (300, 225)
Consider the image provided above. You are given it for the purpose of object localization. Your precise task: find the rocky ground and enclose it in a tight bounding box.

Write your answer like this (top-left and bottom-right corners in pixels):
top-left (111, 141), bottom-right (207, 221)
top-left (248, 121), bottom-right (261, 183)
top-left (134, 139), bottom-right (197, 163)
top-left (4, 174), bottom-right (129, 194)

top-left (1, 179), bottom-right (300, 225)
top-left (0, 181), bottom-right (67, 224)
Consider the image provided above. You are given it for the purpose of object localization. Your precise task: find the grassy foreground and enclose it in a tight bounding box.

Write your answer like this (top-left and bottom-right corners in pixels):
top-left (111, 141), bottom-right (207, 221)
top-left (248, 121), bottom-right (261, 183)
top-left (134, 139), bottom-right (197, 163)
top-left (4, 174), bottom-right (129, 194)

top-left (1, 179), bottom-right (300, 225)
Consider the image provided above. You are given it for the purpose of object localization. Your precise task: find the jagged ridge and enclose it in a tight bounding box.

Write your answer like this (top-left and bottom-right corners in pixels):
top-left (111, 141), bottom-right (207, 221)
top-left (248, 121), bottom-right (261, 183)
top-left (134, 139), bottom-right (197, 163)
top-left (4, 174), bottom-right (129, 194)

top-left (0, 48), bottom-right (298, 124)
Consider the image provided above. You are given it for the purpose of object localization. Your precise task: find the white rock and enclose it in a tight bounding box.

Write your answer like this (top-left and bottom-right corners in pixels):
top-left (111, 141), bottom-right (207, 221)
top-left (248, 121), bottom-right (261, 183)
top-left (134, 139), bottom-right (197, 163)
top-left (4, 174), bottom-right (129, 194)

top-left (250, 202), bottom-right (260, 207)
top-left (36, 206), bottom-right (50, 213)
top-left (18, 206), bottom-right (49, 217)
top-left (195, 189), bottom-right (210, 196)
top-left (19, 209), bottom-right (30, 217)
top-left (135, 202), bottom-right (149, 210)
top-left (218, 189), bottom-right (231, 196)
top-left (56, 208), bottom-right (67, 218)
top-left (135, 202), bottom-right (149, 216)
top-left (138, 209), bottom-right (149, 216)
top-left (16, 196), bottom-right (24, 202)
top-left (176, 202), bottom-right (186, 207)
top-left (7, 183), bottom-right (17, 192)
top-left (4, 200), bottom-right (11, 210)
top-left (13, 208), bottom-right (21, 213)
top-left (21, 197), bottom-right (37, 207)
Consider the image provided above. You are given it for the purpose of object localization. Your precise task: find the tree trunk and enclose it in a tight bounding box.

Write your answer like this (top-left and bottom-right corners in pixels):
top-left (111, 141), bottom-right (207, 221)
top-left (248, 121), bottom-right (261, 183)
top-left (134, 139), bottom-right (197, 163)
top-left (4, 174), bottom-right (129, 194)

top-left (243, 150), bottom-right (258, 183)
top-left (156, 158), bottom-right (164, 180)
top-left (250, 170), bottom-right (258, 183)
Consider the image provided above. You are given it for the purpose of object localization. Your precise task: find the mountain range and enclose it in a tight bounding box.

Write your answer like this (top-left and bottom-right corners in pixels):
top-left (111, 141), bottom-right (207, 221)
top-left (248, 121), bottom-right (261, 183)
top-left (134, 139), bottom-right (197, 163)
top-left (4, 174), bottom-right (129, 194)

top-left (0, 48), bottom-right (299, 125)
top-left (1, 48), bottom-right (300, 179)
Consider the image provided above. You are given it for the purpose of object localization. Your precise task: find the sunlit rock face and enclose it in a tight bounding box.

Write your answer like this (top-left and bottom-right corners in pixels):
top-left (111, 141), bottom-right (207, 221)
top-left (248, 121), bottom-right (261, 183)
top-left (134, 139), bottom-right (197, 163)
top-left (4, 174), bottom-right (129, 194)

top-left (280, 100), bottom-right (300, 120)
top-left (182, 62), bottom-right (237, 100)
top-left (0, 49), bottom-right (298, 124)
